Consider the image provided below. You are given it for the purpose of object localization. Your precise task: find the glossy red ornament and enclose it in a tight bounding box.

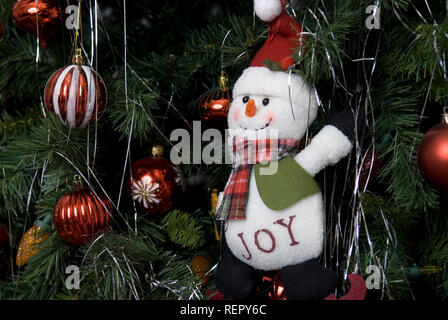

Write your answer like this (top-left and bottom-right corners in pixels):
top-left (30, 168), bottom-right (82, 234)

top-left (354, 150), bottom-right (383, 190)
top-left (418, 119), bottom-right (448, 192)
top-left (54, 176), bottom-right (113, 245)
top-left (197, 71), bottom-right (231, 126)
top-left (0, 22), bottom-right (4, 37)
top-left (11, 0), bottom-right (62, 48)
top-left (128, 146), bottom-right (184, 215)
top-left (0, 224), bottom-right (10, 280)
top-left (44, 51), bottom-right (108, 128)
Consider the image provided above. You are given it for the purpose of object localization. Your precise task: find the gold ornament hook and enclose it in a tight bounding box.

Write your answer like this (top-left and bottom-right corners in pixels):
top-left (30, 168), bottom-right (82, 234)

top-left (218, 71), bottom-right (229, 91)
top-left (72, 174), bottom-right (84, 191)
top-left (442, 107), bottom-right (448, 124)
top-left (152, 145), bottom-right (164, 157)
top-left (72, 48), bottom-right (84, 65)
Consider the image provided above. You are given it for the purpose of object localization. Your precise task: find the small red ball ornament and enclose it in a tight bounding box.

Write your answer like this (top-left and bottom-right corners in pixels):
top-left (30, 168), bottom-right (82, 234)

top-left (128, 146), bottom-right (184, 215)
top-left (0, 224), bottom-right (10, 279)
top-left (11, 0), bottom-right (62, 48)
top-left (418, 114), bottom-right (448, 192)
top-left (44, 50), bottom-right (108, 128)
top-left (197, 71), bottom-right (231, 126)
top-left (54, 176), bottom-right (113, 245)
top-left (353, 150), bottom-right (383, 190)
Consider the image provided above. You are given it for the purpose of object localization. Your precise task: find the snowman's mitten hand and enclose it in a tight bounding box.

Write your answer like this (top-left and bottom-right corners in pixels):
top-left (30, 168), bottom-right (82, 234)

top-left (327, 109), bottom-right (366, 143)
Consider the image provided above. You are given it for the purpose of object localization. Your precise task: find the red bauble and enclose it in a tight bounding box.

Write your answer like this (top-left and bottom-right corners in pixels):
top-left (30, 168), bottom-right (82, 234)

top-left (0, 224), bottom-right (10, 280)
top-left (54, 177), bottom-right (113, 245)
top-left (197, 72), bottom-right (232, 126)
top-left (11, 0), bottom-right (62, 48)
top-left (418, 121), bottom-right (448, 192)
top-left (198, 88), bottom-right (231, 124)
top-left (353, 150), bottom-right (383, 190)
top-left (0, 22), bottom-right (4, 37)
top-left (44, 56), bottom-right (108, 128)
top-left (128, 147), bottom-right (184, 215)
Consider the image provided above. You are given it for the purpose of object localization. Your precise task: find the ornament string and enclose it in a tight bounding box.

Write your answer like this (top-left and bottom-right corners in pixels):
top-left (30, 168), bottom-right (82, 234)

top-left (115, 0), bottom-right (139, 237)
top-left (80, 233), bottom-right (142, 299)
top-left (161, 85), bottom-right (175, 130)
top-left (221, 29), bottom-right (232, 71)
top-left (33, 0), bottom-right (40, 63)
top-left (392, 1), bottom-right (420, 37)
top-left (74, 0), bottom-right (84, 57)
top-left (86, 0), bottom-right (100, 179)
top-left (295, 0), bottom-right (395, 297)
top-left (13, 152), bottom-right (39, 297)
top-left (393, 0), bottom-right (448, 158)
top-left (147, 255), bottom-right (202, 300)
top-left (410, 61), bottom-right (437, 158)
top-left (94, 4), bottom-right (196, 140)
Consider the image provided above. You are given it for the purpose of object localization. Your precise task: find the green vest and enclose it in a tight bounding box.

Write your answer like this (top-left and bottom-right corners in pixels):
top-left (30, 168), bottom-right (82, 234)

top-left (254, 156), bottom-right (321, 210)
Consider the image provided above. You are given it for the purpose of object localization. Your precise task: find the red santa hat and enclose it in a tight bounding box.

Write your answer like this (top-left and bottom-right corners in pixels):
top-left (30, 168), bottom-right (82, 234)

top-left (251, 0), bottom-right (304, 69)
top-left (233, 0), bottom-right (318, 121)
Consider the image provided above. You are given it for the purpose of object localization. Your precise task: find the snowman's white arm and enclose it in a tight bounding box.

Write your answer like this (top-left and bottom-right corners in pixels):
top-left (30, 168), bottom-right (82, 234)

top-left (294, 125), bottom-right (353, 177)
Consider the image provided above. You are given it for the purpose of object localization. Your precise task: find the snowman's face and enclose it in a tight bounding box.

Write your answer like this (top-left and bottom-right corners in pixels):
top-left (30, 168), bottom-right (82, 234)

top-left (228, 67), bottom-right (317, 141)
top-left (228, 94), bottom-right (312, 140)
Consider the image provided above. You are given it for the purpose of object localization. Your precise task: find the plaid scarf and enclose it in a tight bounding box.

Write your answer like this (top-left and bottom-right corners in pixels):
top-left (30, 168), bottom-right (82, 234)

top-left (216, 137), bottom-right (301, 221)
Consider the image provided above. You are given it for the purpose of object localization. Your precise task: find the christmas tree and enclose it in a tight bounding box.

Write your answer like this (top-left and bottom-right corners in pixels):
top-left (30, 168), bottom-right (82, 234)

top-left (0, 0), bottom-right (447, 300)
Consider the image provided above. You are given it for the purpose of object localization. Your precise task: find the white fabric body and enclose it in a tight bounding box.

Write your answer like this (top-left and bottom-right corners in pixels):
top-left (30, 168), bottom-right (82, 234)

top-left (254, 0), bottom-right (283, 22)
top-left (222, 66), bottom-right (352, 270)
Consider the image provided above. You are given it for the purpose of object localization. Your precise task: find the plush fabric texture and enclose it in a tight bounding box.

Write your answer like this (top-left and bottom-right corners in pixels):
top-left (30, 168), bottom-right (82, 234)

top-left (251, 1), bottom-right (303, 68)
top-left (224, 182), bottom-right (325, 270)
top-left (231, 67), bottom-right (319, 138)
top-left (216, 137), bottom-right (301, 221)
top-left (215, 0), bottom-right (359, 299)
top-left (327, 109), bottom-right (366, 142)
top-left (295, 125), bottom-right (353, 177)
top-left (214, 229), bottom-right (257, 300)
top-left (254, 156), bottom-right (321, 210)
top-left (225, 76), bottom-right (353, 272)
top-left (281, 258), bottom-right (338, 300)
top-left (254, 0), bottom-right (283, 22)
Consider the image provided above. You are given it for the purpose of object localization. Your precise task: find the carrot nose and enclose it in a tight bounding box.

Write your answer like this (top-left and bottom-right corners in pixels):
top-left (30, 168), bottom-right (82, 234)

top-left (245, 99), bottom-right (257, 117)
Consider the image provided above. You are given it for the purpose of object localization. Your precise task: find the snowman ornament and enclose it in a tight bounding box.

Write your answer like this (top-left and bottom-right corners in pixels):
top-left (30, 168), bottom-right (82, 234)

top-left (214, 0), bottom-right (365, 300)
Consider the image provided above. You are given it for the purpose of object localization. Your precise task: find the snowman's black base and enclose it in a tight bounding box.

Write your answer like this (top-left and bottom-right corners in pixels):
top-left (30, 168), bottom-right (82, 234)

top-left (214, 237), bottom-right (258, 300)
top-left (280, 258), bottom-right (337, 300)
top-left (215, 238), bottom-right (337, 300)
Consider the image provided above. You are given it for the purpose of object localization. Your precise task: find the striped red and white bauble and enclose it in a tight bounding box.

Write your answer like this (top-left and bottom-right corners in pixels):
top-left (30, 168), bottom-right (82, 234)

top-left (44, 64), bottom-right (107, 128)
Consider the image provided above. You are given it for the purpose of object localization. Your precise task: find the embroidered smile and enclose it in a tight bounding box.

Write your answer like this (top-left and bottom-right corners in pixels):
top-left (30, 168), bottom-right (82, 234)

top-left (239, 120), bottom-right (272, 131)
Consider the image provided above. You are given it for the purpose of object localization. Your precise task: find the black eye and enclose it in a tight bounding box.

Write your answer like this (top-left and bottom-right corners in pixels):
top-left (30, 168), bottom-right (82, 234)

top-left (242, 96), bottom-right (250, 103)
top-left (262, 98), bottom-right (270, 106)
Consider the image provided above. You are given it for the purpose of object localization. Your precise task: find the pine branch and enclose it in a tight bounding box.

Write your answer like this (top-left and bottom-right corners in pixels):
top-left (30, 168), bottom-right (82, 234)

top-left (0, 234), bottom-right (73, 300)
top-left (106, 74), bottom-right (159, 143)
top-left (161, 210), bottom-right (205, 250)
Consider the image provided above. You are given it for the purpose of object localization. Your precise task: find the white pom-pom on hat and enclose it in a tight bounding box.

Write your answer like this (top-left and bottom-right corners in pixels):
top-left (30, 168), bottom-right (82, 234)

top-left (254, 0), bottom-right (283, 22)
